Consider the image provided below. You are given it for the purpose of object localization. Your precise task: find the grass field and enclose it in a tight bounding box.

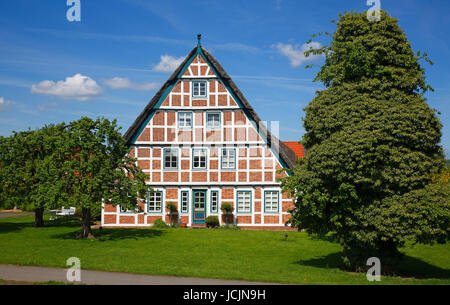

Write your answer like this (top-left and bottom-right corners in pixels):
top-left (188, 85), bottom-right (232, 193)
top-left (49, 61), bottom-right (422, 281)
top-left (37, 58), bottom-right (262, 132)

top-left (0, 215), bottom-right (449, 285)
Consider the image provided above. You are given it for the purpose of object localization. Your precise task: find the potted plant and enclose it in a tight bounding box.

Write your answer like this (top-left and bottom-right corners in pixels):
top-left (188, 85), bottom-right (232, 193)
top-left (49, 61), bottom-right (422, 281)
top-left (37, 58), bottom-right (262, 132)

top-left (220, 203), bottom-right (234, 225)
top-left (166, 202), bottom-right (178, 226)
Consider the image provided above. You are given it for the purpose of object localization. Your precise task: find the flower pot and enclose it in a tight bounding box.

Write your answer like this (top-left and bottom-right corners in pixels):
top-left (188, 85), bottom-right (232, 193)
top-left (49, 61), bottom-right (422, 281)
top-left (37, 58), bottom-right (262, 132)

top-left (221, 212), bottom-right (234, 225)
top-left (168, 212), bottom-right (178, 225)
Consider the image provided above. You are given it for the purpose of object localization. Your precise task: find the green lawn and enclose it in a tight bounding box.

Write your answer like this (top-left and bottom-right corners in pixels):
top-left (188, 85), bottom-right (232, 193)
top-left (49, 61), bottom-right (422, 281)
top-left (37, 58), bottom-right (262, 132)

top-left (0, 216), bottom-right (449, 285)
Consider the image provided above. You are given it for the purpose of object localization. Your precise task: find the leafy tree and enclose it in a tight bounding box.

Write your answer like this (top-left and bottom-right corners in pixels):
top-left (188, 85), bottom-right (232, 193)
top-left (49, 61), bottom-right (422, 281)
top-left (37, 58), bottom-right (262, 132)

top-left (281, 10), bottom-right (449, 270)
top-left (0, 124), bottom-right (68, 226)
top-left (63, 117), bottom-right (148, 238)
top-left (0, 136), bottom-right (13, 210)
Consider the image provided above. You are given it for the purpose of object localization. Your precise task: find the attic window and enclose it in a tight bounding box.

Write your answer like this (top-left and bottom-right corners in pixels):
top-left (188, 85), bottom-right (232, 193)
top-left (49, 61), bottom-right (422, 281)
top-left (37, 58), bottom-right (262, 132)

top-left (192, 81), bottom-right (207, 98)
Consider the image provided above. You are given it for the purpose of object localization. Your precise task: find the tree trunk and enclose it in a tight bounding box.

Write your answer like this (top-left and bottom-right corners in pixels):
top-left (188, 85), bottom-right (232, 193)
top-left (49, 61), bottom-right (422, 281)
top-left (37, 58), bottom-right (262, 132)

top-left (34, 207), bottom-right (44, 227)
top-left (78, 208), bottom-right (95, 238)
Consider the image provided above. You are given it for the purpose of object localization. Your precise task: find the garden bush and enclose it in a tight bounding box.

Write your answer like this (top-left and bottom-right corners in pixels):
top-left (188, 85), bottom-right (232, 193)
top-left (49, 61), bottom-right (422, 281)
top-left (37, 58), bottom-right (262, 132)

top-left (152, 218), bottom-right (169, 228)
top-left (205, 216), bottom-right (219, 228)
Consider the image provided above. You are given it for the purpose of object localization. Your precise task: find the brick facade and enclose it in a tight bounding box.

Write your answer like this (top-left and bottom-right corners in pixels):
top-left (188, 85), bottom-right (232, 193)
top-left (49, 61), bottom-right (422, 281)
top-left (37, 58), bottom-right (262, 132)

top-left (102, 45), bottom-right (296, 231)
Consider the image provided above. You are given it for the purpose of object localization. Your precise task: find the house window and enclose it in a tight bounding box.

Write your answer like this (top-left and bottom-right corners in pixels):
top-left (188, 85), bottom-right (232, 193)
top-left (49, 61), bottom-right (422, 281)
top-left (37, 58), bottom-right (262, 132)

top-left (206, 113), bottom-right (221, 129)
top-left (192, 81), bottom-right (207, 98)
top-left (221, 148), bottom-right (236, 169)
top-left (178, 112), bottom-right (192, 129)
top-left (120, 206), bottom-right (134, 213)
top-left (211, 191), bottom-right (219, 213)
top-left (237, 191), bottom-right (251, 213)
top-left (264, 191), bottom-right (279, 213)
top-left (193, 149), bottom-right (207, 169)
top-left (164, 148), bottom-right (178, 169)
top-left (181, 191), bottom-right (189, 213)
top-left (147, 191), bottom-right (162, 213)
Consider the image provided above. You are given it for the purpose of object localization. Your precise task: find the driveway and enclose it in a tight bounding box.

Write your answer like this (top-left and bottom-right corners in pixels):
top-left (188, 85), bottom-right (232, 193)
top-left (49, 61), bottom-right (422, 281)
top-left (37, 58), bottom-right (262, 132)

top-left (0, 264), bottom-right (279, 285)
top-left (0, 213), bottom-right (33, 218)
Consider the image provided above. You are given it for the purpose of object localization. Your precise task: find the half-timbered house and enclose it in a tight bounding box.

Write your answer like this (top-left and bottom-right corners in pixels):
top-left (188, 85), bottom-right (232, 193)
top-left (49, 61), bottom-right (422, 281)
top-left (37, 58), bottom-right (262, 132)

top-left (102, 36), bottom-right (302, 230)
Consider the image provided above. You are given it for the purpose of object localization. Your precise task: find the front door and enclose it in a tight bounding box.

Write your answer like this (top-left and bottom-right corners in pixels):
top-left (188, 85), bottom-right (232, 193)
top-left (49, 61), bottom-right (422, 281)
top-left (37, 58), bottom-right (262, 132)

top-left (192, 190), bottom-right (206, 224)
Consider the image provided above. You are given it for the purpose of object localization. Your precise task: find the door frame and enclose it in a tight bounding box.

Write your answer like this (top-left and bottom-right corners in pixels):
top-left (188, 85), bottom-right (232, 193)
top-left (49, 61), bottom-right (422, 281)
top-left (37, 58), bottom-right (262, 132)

top-left (192, 189), bottom-right (207, 224)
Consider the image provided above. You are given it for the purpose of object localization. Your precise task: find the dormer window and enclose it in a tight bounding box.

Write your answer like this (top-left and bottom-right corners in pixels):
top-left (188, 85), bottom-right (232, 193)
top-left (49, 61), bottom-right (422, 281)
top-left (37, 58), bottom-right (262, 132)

top-left (192, 81), bottom-right (207, 98)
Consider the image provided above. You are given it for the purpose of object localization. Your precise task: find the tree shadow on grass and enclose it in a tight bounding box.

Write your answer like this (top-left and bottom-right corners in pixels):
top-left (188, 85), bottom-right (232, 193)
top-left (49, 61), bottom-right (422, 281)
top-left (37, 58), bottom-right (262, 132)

top-left (96, 228), bottom-right (165, 242)
top-left (295, 252), bottom-right (450, 280)
top-left (0, 216), bottom-right (83, 234)
top-left (45, 217), bottom-right (81, 228)
top-left (51, 227), bottom-right (166, 241)
top-left (0, 221), bottom-right (33, 234)
top-left (295, 252), bottom-right (343, 270)
top-left (308, 233), bottom-right (338, 243)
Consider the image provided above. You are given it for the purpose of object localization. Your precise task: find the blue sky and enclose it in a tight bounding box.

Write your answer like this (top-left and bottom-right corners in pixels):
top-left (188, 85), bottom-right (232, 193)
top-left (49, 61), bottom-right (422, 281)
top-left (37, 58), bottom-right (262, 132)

top-left (0, 0), bottom-right (449, 157)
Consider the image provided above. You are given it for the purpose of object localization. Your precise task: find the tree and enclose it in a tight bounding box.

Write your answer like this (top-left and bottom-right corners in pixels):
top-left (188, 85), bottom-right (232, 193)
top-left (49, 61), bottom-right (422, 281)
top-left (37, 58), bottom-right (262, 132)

top-left (0, 136), bottom-right (13, 210)
top-left (281, 10), bottom-right (449, 270)
top-left (63, 117), bottom-right (148, 238)
top-left (0, 124), bottom-right (68, 226)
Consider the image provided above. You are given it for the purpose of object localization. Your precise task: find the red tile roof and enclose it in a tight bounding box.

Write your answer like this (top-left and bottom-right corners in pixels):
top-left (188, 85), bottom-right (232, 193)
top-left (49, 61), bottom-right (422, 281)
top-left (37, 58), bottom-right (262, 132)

top-left (282, 142), bottom-right (305, 160)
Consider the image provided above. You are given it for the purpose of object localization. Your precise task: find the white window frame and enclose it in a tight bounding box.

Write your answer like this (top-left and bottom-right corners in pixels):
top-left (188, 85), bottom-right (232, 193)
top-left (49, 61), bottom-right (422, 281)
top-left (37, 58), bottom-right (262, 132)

top-left (264, 191), bottom-right (279, 213)
top-left (178, 112), bottom-right (193, 129)
top-left (237, 191), bottom-right (251, 213)
top-left (211, 191), bottom-right (219, 213)
top-left (193, 148), bottom-right (207, 170)
top-left (181, 191), bottom-right (189, 213)
top-left (206, 113), bottom-right (221, 130)
top-left (147, 191), bottom-right (162, 213)
top-left (192, 81), bottom-right (207, 98)
top-left (221, 148), bottom-right (236, 169)
top-left (163, 148), bottom-right (178, 170)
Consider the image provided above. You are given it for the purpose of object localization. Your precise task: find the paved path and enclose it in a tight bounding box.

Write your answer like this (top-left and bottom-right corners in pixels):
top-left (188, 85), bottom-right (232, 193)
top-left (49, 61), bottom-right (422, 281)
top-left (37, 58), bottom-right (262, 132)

top-left (0, 265), bottom-right (278, 285)
top-left (0, 213), bottom-right (33, 218)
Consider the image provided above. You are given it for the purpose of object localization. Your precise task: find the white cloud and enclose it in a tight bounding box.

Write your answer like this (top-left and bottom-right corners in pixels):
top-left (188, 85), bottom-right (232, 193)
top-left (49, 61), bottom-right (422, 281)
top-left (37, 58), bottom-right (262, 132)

top-left (103, 77), bottom-right (159, 91)
top-left (274, 42), bottom-right (322, 67)
top-left (152, 55), bottom-right (185, 73)
top-left (0, 97), bottom-right (12, 112)
top-left (31, 74), bottom-right (102, 101)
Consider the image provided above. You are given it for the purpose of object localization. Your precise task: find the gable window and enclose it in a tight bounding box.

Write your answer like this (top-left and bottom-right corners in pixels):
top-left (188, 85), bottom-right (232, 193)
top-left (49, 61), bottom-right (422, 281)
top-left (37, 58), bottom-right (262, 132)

top-left (180, 191), bottom-right (189, 213)
top-left (192, 81), bottom-right (207, 98)
top-left (193, 148), bottom-right (207, 169)
top-left (221, 148), bottom-right (236, 169)
top-left (211, 191), bottom-right (219, 213)
top-left (264, 191), bottom-right (279, 213)
top-left (206, 113), bottom-right (221, 129)
top-left (237, 191), bottom-right (251, 213)
top-left (178, 112), bottom-right (192, 129)
top-left (163, 148), bottom-right (178, 169)
top-left (147, 191), bottom-right (162, 213)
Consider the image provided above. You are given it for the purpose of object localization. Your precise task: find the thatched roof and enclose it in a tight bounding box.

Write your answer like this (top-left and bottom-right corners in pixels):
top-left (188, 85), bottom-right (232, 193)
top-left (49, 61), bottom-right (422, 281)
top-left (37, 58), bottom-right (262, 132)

top-left (124, 45), bottom-right (296, 171)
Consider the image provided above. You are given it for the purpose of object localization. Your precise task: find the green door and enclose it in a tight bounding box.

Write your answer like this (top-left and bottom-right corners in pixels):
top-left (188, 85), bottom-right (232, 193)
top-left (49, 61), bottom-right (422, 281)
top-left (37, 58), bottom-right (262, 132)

top-left (192, 190), bottom-right (206, 224)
